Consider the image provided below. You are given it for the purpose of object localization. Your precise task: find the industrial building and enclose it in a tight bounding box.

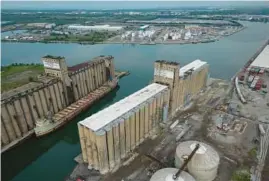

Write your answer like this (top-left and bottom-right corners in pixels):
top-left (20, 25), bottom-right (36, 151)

top-left (175, 141), bottom-right (220, 181)
top-left (150, 168), bottom-right (196, 181)
top-left (139, 25), bottom-right (149, 30)
top-left (77, 58), bottom-right (209, 174)
top-left (78, 83), bottom-right (170, 173)
top-left (67, 24), bottom-right (123, 31)
top-left (154, 59), bottom-right (209, 115)
top-left (249, 45), bottom-right (269, 70)
top-left (1, 55), bottom-right (116, 152)
top-left (26, 23), bottom-right (56, 29)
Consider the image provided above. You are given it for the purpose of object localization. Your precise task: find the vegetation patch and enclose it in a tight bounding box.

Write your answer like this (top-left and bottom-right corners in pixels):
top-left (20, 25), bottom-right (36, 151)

top-left (1, 63), bottom-right (44, 92)
top-left (231, 169), bottom-right (251, 181)
top-left (248, 147), bottom-right (257, 158)
top-left (44, 31), bottom-right (117, 43)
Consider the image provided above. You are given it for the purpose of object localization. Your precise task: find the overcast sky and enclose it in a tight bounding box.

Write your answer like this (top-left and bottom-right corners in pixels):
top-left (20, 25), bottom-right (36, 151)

top-left (2, 1), bottom-right (269, 10)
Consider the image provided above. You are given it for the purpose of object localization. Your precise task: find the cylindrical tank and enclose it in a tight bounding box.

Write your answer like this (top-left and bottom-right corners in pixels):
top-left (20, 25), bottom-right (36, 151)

top-left (150, 168), bottom-right (196, 181)
top-left (175, 141), bottom-right (219, 181)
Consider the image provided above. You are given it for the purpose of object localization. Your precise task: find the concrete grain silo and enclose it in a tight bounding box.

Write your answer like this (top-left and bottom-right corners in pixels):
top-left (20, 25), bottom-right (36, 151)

top-left (174, 141), bottom-right (219, 181)
top-left (150, 168), bottom-right (196, 181)
top-left (78, 83), bottom-right (170, 174)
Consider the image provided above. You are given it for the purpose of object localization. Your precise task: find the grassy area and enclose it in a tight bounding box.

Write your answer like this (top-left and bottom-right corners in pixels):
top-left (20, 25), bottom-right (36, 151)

top-left (1, 63), bottom-right (44, 92)
top-left (231, 169), bottom-right (251, 181)
top-left (248, 147), bottom-right (257, 158)
top-left (44, 31), bottom-right (117, 43)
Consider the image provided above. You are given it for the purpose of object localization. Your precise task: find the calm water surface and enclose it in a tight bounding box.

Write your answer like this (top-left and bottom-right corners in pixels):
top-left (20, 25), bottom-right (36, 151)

top-left (1, 22), bottom-right (269, 181)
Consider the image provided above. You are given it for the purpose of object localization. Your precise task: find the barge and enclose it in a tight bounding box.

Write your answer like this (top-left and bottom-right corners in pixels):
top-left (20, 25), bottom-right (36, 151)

top-left (34, 79), bottom-right (118, 137)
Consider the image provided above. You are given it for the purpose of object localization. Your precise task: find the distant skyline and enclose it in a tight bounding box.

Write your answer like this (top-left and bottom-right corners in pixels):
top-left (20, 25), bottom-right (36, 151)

top-left (2, 1), bottom-right (269, 10)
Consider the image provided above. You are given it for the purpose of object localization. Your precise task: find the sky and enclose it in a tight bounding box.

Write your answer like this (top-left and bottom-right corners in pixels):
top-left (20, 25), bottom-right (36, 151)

top-left (1, 1), bottom-right (269, 10)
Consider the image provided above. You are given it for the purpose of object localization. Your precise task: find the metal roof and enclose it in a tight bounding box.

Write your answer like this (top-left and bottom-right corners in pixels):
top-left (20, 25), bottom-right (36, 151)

top-left (250, 45), bottom-right (269, 69)
top-left (179, 59), bottom-right (207, 77)
top-left (79, 83), bottom-right (168, 132)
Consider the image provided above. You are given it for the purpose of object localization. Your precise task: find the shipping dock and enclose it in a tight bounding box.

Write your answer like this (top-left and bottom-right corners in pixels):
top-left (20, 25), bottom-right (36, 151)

top-left (35, 79), bottom-right (118, 137)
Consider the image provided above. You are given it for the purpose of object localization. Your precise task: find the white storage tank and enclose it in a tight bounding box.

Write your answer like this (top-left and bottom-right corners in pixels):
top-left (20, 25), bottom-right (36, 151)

top-left (150, 168), bottom-right (196, 181)
top-left (175, 141), bottom-right (219, 181)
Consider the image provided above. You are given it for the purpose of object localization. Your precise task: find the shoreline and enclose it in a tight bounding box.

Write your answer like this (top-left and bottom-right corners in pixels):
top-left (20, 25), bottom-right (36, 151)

top-left (0, 39), bottom-right (221, 45)
top-left (1, 27), bottom-right (245, 46)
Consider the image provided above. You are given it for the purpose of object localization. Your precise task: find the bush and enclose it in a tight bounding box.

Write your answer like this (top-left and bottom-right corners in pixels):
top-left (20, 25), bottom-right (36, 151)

top-left (232, 171), bottom-right (251, 181)
top-left (28, 76), bottom-right (34, 82)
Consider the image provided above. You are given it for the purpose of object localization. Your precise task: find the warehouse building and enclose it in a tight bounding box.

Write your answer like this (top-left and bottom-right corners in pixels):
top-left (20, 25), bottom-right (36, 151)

top-left (139, 25), bottom-right (149, 30)
top-left (249, 45), bottom-right (269, 71)
top-left (67, 24), bottom-right (123, 31)
top-left (77, 59), bottom-right (209, 174)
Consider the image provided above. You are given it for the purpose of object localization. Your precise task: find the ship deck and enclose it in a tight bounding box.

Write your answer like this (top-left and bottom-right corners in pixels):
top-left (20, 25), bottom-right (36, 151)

top-left (35, 80), bottom-right (118, 137)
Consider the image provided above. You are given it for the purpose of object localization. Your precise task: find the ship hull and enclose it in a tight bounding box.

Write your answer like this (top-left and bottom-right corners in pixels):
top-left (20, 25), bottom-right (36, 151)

top-left (34, 79), bottom-right (118, 137)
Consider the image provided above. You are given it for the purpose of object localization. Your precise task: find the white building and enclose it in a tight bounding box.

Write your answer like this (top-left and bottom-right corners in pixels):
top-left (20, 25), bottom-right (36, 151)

top-left (249, 45), bottom-right (269, 70)
top-left (184, 31), bottom-right (192, 40)
top-left (67, 24), bottom-right (123, 31)
top-left (27, 23), bottom-right (56, 29)
top-left (45, 23), bottom-right (56, 29)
